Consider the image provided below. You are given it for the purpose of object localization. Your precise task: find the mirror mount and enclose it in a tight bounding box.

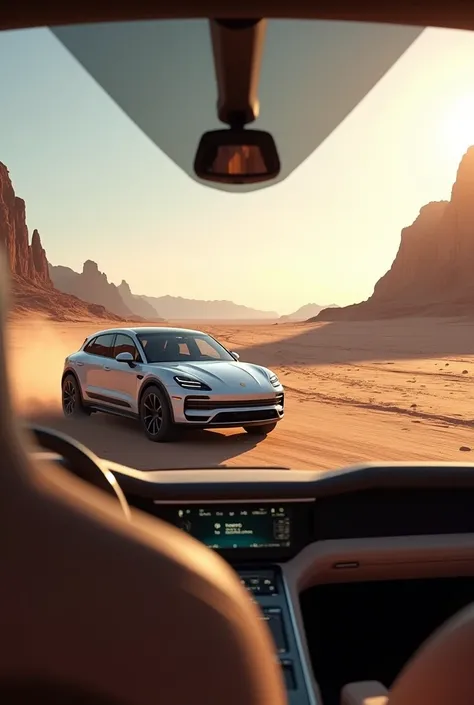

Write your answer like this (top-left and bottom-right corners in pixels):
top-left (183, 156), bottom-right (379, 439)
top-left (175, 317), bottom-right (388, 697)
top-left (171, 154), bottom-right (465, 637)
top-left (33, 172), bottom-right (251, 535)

top-left (196, 19), bottom-right (280, 186)
top-left (210, 19), bottom-right (267, 129)
top-left (115, 352), bottom-right (136, 368)
top-left (230, 351), bottom-right (240, 361)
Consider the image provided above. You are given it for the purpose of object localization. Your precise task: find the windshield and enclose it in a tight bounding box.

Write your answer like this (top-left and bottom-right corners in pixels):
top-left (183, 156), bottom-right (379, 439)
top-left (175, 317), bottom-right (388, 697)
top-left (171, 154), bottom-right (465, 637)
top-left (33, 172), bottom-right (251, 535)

top-left (4, 20), bottom-right (474, 470)
top-left (138, 331), bottom-right (234, 363)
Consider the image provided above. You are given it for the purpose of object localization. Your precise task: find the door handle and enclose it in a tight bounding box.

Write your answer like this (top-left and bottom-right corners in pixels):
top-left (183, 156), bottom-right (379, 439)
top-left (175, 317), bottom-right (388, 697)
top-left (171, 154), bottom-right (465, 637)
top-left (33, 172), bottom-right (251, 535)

top-left (103, 366), bottom-right (111, 371)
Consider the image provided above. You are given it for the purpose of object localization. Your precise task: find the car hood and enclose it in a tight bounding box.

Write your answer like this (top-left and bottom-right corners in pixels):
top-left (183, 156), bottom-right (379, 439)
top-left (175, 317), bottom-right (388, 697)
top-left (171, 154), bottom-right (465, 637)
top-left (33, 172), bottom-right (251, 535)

top-left (148, 360), bottom-right (273, 390)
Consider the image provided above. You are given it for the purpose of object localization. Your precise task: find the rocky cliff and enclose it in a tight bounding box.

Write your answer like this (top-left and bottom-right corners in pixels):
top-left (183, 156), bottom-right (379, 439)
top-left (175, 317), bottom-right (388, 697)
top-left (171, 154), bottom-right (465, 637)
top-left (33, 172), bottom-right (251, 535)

top-left (49, 260), bottom-right (139, 319)
top-left (315, 146), bottom-right (474, 322)
top-left (0, 161), bottom-right (122, 321)
top-left (0, 163), bottom-right (51, 286)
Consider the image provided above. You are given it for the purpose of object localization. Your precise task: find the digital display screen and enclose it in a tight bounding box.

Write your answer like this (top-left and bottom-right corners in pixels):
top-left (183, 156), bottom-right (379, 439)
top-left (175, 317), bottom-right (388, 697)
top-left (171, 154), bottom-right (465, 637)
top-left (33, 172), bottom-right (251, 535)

top-left (167, 504), bottom-right (292, 550)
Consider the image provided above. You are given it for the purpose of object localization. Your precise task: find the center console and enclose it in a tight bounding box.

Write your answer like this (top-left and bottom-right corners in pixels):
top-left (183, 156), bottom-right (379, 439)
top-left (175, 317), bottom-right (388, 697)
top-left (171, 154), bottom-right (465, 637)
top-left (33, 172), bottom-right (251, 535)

top-left (236, 565), bottom-right (313, 705)
top-left (130, 498), bottom-right (317, 705)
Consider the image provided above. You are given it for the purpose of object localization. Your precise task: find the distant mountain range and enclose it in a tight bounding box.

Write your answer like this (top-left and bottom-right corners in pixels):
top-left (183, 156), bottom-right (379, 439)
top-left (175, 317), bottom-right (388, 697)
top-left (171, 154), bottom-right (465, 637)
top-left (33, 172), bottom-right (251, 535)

top-left (48, 261), bottom-right (280, 321)
top-left (140, 294), bottom-right (278, 320)
top-left (279, 303), bottom-right (340, 322)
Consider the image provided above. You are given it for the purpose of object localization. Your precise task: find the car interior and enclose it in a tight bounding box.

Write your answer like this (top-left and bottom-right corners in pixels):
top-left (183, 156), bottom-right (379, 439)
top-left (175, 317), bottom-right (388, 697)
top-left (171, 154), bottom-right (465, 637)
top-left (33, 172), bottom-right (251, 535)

top-left (2, 2), bottom-right (474, 705)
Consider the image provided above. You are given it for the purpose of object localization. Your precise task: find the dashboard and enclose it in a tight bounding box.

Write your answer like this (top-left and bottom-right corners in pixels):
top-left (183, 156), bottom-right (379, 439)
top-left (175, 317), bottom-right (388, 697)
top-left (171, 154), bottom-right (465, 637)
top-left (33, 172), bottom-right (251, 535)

top-left (120, 464), bottom-right (474, 564)
top-left (127, 486), bottom-right (474, 557)
top-left (40, 453), bottom-right (474, 705)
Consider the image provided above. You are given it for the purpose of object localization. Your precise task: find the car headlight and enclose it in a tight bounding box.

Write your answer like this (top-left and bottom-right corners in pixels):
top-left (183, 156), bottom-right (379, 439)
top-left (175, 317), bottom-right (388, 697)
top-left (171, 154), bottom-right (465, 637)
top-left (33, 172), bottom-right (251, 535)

top-left (269, 373), bottom-right (281, 388)
top-left (174, 375), bottom-right (211, 391)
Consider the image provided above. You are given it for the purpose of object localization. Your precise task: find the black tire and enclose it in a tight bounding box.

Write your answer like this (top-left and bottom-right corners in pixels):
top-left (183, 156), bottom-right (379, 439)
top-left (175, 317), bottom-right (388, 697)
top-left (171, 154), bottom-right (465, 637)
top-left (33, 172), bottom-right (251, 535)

top-left (139, 385), bottom-right (176, 442)
top-left (62, 374), bottom-right (90, 418)
top-left (244, 422), bottom-right (278, 436)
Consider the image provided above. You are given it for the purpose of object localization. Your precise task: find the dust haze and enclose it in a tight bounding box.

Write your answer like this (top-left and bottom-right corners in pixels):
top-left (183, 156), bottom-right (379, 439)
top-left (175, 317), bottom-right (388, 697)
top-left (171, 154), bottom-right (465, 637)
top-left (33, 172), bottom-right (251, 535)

top-left (7, 316), bottom-right (80, 415)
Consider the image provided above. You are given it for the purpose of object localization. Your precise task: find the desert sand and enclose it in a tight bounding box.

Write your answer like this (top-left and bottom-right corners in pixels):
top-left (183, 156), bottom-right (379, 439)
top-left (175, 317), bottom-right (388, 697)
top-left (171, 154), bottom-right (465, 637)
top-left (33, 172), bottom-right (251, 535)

top-left (7, 315), bottom-right (474, 471)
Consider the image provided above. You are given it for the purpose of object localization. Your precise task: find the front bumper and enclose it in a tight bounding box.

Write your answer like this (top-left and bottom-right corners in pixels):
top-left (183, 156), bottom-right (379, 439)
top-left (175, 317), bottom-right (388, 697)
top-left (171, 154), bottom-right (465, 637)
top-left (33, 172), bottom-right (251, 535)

top-left (170, 389), bottom-right (285, 427)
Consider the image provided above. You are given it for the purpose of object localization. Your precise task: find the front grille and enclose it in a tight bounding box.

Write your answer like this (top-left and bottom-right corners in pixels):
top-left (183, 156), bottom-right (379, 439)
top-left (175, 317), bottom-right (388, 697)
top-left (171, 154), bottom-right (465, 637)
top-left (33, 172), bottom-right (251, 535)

top-left (212, 409), bottom-right (279, 424)
top-left (185, 394), bottom-right (284, 412)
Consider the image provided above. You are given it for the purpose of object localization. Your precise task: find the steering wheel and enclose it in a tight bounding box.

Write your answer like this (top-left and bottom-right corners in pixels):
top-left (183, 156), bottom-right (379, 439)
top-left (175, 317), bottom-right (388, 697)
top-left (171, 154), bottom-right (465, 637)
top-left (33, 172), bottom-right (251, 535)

top-left (29, 425), bottom-right (131, 521)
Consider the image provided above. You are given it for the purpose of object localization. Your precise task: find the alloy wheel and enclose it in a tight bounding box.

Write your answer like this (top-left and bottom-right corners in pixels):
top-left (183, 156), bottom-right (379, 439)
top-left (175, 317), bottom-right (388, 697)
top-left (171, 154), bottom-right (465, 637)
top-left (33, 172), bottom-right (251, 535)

top-left (143, 392), bottom-right (163, 436)
top-left (63, 379), bottom-right (76, 416)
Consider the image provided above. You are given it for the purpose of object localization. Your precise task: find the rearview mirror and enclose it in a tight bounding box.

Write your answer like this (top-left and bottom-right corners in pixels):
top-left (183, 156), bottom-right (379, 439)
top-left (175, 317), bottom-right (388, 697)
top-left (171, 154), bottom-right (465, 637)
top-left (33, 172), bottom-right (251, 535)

top-left (116, 351), bottom-right (135, 366)
top-left (230, 351), bottom-right (240, 361)
top-left (194, 129), bottom-right (280, 185)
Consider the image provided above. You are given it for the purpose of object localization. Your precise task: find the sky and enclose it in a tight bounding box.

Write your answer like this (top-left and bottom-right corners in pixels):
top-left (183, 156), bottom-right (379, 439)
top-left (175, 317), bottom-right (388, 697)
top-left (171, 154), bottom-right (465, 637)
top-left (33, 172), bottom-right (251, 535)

top-left (1, 22), bottom-right (474, 315)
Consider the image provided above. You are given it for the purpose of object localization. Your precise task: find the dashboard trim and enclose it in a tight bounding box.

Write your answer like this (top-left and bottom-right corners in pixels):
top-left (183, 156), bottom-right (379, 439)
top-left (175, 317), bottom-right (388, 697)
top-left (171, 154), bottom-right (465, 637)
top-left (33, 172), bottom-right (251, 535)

top-left (108, 462), bottom-right (474, 503)
top-left (284, 532), bottom-right (474, 591)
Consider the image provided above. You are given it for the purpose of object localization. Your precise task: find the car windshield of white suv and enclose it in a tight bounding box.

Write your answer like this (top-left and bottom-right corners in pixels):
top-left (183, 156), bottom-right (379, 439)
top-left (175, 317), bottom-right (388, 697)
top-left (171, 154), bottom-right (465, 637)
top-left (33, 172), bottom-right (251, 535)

top-left (138, 332), bottom-right (234, 363)
top-left (4, 20), bottom-right (474, 469)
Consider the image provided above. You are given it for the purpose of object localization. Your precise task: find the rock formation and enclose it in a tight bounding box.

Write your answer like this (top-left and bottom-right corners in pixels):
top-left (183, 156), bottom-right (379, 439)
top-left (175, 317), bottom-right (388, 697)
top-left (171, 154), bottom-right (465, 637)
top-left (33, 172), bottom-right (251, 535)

top-left (315, 146), bottom-right (474, 322)
top-left (0, 163), bottom-right (51, 285)
top-left (49, 260), bottom-right (138, 319)
top-left (0, 160), bottom-right (122, 321)
top-left (30, 229), bottom-right (50, 285)
top-left (117, 280), bottom-right (163, 321)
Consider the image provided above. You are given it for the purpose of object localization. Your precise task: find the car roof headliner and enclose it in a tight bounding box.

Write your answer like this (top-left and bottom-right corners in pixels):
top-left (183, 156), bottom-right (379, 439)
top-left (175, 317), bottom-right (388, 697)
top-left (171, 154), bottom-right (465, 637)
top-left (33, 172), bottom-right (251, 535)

top-left (1, 0), bottom-right (473, 33)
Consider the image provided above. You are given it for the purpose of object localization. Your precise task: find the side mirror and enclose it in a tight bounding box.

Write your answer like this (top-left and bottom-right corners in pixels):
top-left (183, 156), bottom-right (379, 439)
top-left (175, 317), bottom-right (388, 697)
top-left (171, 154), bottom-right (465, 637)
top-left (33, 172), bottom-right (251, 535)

top-left (230, 351), bottom-right (240, 361)
top-left (116, 351), bottom-right (135, 366)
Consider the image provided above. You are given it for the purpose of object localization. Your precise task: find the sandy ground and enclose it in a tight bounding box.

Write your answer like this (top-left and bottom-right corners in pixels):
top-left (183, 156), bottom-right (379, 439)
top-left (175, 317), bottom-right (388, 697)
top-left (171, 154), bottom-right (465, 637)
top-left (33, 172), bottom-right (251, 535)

top-left (7, 315), bottom-right (474, 471)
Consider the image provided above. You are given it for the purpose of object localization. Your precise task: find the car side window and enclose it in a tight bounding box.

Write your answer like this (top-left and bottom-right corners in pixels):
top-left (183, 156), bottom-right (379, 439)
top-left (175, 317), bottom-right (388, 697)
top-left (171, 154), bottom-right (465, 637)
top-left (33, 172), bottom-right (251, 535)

top-left (89, 333), bottom-right (116, 358)
top-left (114, 333), bottom-right (141, 361)
top-left (83, 337), bottom-right (97, 354)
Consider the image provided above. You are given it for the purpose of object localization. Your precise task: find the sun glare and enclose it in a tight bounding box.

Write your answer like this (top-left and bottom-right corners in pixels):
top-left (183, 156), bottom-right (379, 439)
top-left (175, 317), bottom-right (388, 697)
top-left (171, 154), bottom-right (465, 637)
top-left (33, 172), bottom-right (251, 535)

top-left (440, 94), bottom-right (474, 162)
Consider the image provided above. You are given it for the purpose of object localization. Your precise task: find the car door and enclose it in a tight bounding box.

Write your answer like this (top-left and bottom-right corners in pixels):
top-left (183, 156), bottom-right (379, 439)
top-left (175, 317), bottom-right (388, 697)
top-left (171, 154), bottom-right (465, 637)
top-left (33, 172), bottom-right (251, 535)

top-left (72, 336), bottom-right (98, 390)
top-left (82, 333), bottom-right (117, 406)
top-left (103, 333), bottom-right (143, 413)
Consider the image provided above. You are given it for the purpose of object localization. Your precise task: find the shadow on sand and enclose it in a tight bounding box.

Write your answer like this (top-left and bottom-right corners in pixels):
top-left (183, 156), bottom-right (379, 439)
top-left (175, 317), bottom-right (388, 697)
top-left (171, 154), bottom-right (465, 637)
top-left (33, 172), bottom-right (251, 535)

top-left (234, 317), bottom-right (474, 368)
top-left (25, 410), bottom-right (264, 470)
